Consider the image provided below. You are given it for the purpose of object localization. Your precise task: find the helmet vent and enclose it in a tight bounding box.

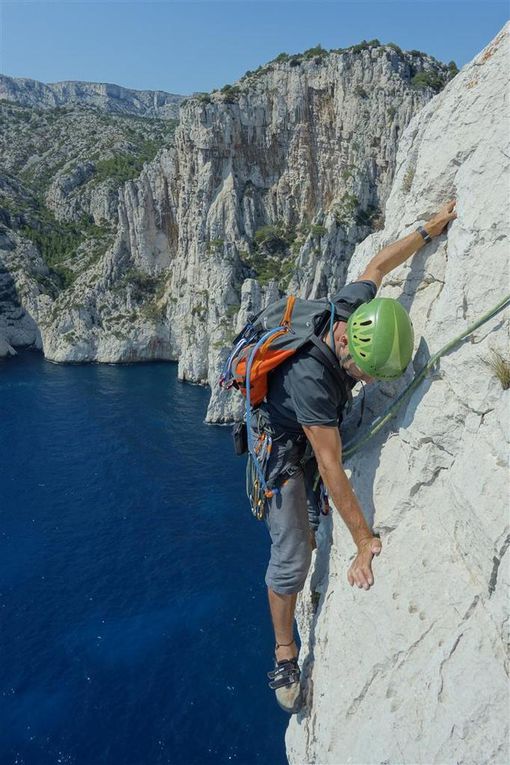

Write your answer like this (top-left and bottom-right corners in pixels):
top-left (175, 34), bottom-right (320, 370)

top-left (359, 320), bottom-right (372, 326)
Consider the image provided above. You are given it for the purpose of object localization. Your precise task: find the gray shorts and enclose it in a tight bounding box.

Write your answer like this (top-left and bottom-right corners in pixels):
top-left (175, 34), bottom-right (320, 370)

top-left (248, 422), bottom-right (321, 595)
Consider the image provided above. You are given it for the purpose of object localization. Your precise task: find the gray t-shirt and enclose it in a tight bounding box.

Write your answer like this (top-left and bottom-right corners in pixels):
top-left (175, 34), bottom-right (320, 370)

top-left (260, 280), bottom-right (377, 434)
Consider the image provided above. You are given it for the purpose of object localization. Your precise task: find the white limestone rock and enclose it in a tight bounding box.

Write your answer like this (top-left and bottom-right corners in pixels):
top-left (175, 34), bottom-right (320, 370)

top-left (26, 44), bottom-right (446, 424)
top-left (0, 74), bottom-right (184, 119)
top-left (0, 228), bottom-right (52, 353)
top-left (286, 24), bottom-right (509, 765)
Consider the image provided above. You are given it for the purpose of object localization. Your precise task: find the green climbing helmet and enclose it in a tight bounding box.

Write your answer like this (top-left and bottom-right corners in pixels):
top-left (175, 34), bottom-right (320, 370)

top-left (346, 298), bottom-right (414, 380)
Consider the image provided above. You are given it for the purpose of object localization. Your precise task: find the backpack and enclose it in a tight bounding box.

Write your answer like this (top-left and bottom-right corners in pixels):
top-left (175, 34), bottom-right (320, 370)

top-left (219, 294), bottom-right (354, 499)
top-left (219, 294), bottom-right (354, 501)
top-left (219, 295), bottom-right (354, 406)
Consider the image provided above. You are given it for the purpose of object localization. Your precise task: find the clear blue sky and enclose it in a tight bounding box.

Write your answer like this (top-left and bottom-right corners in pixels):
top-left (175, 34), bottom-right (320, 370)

top-left (1, 1), bottom-right (508, 95)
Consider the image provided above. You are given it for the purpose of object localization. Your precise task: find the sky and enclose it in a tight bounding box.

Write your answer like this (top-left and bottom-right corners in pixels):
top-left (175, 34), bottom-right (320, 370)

top-left (0, 1), bottom-right (508, 95)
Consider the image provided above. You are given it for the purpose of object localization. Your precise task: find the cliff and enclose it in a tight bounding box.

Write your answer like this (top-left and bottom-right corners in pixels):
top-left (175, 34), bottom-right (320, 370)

top-left (0, 75), bottom-right (183, 119)
top-left (0, 93), bottom-right (178, 358)
top-left (0, 42), bottom-right (452, 426)
top-left (286, 25), bottom-right (509, 765)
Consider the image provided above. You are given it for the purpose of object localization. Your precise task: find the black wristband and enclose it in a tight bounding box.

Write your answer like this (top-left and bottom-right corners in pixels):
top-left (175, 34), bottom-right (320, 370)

top-left (417, 225), bottom-right (432, 243)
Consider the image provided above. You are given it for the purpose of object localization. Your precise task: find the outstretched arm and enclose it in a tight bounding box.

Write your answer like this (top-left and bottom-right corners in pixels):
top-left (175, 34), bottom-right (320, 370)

top-left (303, 423), bottom-right (382, 590)
top-left (358, 200), bottom-right (457, 289)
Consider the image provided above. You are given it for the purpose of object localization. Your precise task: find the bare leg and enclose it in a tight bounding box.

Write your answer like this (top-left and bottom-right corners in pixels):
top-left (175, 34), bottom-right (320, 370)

top-left (268, 588), bottom-right (299, 662)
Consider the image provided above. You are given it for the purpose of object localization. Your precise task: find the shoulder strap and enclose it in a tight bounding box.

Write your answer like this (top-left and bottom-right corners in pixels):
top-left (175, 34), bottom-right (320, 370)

top-left (307, 335), bottom-right (353, 410)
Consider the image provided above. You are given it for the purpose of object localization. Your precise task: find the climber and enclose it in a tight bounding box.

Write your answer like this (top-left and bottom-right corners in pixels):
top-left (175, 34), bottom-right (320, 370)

top-left (260, 200), bottom-right (457, 713)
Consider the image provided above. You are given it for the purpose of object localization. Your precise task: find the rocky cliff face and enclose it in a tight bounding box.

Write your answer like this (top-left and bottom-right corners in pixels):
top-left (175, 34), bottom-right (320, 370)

top-left (286, 25), bottom-right (509, 765)
top-left (0, 42), bottom-right (451, 425)
top-left (0, 94), bottom-right (178, 357)
top-left (0, 75), bottom-right (184, 119)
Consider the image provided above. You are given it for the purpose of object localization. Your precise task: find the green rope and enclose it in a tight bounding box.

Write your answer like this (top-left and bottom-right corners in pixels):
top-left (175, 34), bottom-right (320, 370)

top-left (341, 292), bottom-right (510, 461)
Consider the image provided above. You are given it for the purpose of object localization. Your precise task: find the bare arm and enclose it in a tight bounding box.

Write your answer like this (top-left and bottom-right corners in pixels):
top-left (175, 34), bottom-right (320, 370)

top-left (303, 424), bottom-right (382, 589)
top-left (303, 424), bottom-right (372, 547)
top-left (358, 200), bottom-right (457, 289)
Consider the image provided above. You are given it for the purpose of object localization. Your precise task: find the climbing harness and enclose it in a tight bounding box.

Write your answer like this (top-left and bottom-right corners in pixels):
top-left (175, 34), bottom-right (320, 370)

top-left (341, 292), bottom-right (510, 460)
top-left (224, 290), bottom-right (510, 515)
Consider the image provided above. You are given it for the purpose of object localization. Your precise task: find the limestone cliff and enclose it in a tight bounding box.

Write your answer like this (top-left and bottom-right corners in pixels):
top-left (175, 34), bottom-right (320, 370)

top-left (0, 94), bottom-right (178, 357)
top-left (0, 43), bottom-right (451, 426)
top-left (286, 25), bottom-right (509, 765)
top-left (0, 75), bottom-right (183, 119)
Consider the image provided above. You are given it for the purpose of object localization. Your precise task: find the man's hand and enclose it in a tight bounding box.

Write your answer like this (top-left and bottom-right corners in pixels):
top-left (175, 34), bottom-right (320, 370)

top-left (347, 536), bottom-right (382, 591)
top-left (425, 199), bottom-right (457, 238)
top-left (357, 198), bottom-right (457, 288)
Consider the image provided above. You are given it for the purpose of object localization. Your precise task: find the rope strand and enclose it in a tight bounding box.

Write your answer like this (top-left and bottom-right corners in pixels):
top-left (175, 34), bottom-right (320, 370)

top-left (342, 293), bottom-right (510, 460)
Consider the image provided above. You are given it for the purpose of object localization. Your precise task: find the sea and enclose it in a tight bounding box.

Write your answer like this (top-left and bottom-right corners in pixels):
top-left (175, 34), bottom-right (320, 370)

top-left (0, 351), bottom-right (288, 765)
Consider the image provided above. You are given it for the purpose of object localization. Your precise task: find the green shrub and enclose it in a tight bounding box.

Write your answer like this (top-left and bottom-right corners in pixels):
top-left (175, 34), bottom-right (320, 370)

top-left (388, 106), bottom-right (397, 119)
top-left (51, 264), bottom-right (76, 289)
top-left (220, 84), bottom-right (241, 103)
top-left (274, 52), bottom-right (290, 63)
top-left (411, 70), bottom-right (445, 93)
top-left (196, 93), bottom-right (212, 104)
top-left (21, 220), bottom-right (82, 268)
top-left (485, 349), bottom-right (510, 389)
top-left (310, 224), bottom-right (327, 238)
top-left (254, 222), bottom-right (295, 253)
top-left (290, 238), bottom-right (304, 255)
top-left (387, 42), bottom-right (403, 56)
top-left (141, 301), bottom-right (166, 323)
top-left (120, 269), bottom-right (163, 298)
top-left (247, 254), bottom-right (295, 287)
top-left (241, 63), bottom-right (273, 80)
top-left (92, 139), bottom-right (162, 185)
top-left (242, 223), bottom-right (297, 286)
top-left (351, 40), bottom-right (370, 54)
top-left (448, 60), bottom-right (459, 77)
top-left (333, 193), bottom-right (359, 226)
top-left (303, 45), bottom-right (327, 61)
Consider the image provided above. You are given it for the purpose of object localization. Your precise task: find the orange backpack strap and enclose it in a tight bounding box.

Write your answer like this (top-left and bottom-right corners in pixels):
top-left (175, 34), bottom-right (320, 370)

top-left (281, 295), bottom-right (296, 327)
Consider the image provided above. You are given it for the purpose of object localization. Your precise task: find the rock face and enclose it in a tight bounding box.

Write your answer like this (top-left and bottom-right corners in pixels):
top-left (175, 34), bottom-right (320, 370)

top-left (0, 95), bottom-right (179, 361)
top-left (1, 44), bottom-right (451, 424)
top-left (0, 75), bottom-right (184, 119)
top-left (286, 25), bottom-right (509, 765)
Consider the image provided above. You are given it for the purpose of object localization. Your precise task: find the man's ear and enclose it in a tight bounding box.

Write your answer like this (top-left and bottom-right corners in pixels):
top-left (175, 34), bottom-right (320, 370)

top-left (338, 333), bottom-right (349, 350)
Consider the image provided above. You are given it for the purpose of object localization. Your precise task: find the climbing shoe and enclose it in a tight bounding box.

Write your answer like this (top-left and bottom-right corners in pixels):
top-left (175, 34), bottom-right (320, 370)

top-left (267, 657), bottom-right (302, 714)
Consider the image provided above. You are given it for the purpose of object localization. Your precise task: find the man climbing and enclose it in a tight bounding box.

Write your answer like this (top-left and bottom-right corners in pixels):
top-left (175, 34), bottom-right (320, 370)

top-left (257, 200), bottom-right (457, 713)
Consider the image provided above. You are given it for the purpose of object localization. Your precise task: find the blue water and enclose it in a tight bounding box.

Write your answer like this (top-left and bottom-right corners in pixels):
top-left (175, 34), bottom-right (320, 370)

top-left (0, 352), bottom-right (288, 765)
